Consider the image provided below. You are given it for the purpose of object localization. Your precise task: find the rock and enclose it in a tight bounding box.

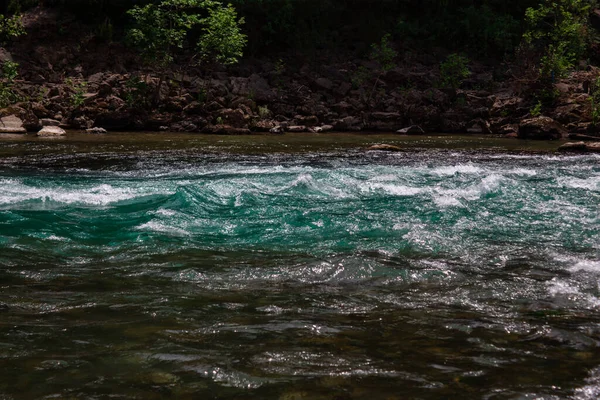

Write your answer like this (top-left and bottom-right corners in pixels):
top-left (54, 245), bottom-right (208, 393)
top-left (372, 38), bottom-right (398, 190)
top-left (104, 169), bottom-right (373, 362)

top-left (86, 127), bottom-right (108, 134)
top-left (368, 144), bottom-right (402, 152)
top-left (557, 141), bottom-right (588, 152)
top-left (466, 119), bottom-right (492, 134)
top-left (169, 121), bottom-right (198, 132)
top-left (397, 125), bottom-right (425, 135)
top-left (313, 125), bottom-right (333, 133)
top-left (270, 126), bottom-right (284, 134)
top-left (568, 133), bottom-right (600, 141)
top-left (294, 115), bottom-right (319, 126)
top-left (0, 115), bottom-right (26, 133)
top-left (314, 77), bottom-right (333, 91)
top-left (40, 118), bottom-right (60, 127)
top-left (334, 116), bottom-right (363, 131)
top-left (518, 116), bottom-right (567, 140)
top-left (0, 48), bottom-right (13, 63)
top-left (253, 119), bottom-right (276, 132)
top-left (217, 108), bottom-right (246, 128)
top-left (335, 82), bottom-right (352, 96)
top-left (288, 125), bottom-right (307, 132)
top-left (37, 126), bottom-right (66, 136)
top-left (94, 111), bottom-right (132, 130)
top-left (202, 124), bottom-right (251, 135)
top-left (248, 74), bottom-right (275, 102)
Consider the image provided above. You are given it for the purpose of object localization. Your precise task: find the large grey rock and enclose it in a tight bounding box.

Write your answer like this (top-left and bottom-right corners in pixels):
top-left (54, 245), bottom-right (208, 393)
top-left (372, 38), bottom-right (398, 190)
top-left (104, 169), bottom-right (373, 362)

top-left (37, 126), bottom-right (66, 136)
top-left (518, 116), bottom-right (567, 140)
top-left (0, 115), bottom-right (26, 133)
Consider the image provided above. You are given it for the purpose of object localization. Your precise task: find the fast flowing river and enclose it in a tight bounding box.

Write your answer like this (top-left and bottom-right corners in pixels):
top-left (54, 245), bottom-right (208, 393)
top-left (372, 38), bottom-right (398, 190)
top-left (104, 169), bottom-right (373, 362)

top-left (0, 133), bottom-right (599, 399)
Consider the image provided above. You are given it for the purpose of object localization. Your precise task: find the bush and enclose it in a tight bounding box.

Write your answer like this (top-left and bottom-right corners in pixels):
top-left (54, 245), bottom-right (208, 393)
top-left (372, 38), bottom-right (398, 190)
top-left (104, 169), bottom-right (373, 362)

top-left (440, 53), bottom-right (470, 90)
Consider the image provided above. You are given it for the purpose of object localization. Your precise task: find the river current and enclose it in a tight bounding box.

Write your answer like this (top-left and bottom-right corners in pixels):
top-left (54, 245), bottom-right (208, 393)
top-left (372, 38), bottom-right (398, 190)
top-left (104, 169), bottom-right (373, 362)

top-left (0, 134), bottom-right (599, 399)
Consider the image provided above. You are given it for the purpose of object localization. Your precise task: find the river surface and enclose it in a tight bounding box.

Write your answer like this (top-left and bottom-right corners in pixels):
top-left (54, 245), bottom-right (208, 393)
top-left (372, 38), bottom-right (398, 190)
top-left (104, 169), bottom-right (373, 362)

top-left (0, 133), bottom-right (599, 399)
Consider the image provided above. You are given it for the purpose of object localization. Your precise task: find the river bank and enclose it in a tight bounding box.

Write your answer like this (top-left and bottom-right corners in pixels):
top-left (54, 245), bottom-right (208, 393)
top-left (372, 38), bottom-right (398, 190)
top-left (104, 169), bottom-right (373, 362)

top-left (0, 7), bottom-right (599, 142)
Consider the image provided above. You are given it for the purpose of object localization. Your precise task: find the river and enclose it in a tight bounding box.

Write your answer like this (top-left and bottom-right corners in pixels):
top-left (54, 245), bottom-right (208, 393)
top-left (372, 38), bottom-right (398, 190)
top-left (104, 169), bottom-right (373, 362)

top-left (0, 133), bottom-right (599, 399)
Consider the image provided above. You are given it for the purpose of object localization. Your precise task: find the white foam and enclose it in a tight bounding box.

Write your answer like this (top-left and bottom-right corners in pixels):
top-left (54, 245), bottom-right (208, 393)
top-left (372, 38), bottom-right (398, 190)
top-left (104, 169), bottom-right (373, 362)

top-left (137, 221), bottom-right (189, 236)
top-left (0, 181), bottom-right (168, 206)
top-left (570, 260), bottom-right (600, 273)
top-left (431, 164), bottom-right (484, 176)
top-left (547, 278), bottom-right (600, 308)
top-left (557, 176), bottom-right (600, 191)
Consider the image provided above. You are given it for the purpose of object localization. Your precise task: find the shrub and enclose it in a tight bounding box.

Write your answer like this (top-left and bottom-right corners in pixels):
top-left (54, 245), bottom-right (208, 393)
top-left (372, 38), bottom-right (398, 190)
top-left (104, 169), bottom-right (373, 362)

top-left (440, 53), bottom-right (470, 89)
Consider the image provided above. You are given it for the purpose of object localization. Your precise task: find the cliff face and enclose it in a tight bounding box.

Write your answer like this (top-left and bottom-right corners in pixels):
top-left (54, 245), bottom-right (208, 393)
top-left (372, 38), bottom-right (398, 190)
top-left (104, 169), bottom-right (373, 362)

top-left (0, 6), bottom-right (598, 137)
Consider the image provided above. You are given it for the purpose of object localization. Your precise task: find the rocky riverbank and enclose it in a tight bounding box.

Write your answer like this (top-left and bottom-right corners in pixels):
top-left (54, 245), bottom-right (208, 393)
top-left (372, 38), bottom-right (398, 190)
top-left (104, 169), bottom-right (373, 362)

top-left (1, 7), bottom-right (599, 139)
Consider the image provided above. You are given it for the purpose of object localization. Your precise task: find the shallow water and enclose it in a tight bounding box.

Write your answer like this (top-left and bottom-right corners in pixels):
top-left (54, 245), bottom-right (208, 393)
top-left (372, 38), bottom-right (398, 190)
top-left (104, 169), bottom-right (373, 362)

top-left (0, 133), bottom-right (599, 399)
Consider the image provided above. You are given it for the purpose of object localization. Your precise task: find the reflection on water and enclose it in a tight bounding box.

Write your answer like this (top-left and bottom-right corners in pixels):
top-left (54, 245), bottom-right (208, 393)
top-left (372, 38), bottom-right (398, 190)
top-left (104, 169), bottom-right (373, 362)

top-left (0, 134), bottom-right (599, 399)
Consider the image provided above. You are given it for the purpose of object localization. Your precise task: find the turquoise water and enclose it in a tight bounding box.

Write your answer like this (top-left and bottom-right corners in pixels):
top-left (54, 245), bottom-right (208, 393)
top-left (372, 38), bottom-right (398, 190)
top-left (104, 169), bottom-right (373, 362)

top-left (1, 135), bottom-right (600, 399)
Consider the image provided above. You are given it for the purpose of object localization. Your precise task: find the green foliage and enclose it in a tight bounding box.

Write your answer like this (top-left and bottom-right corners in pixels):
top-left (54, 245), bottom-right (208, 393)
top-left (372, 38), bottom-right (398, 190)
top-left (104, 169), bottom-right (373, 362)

top-left (65, 78), bottom-right (87, 108)
top-left (0, 60), bottom-right (20, 108)
top-left (530, 100), bottom-right (543, 117)
top-left (440, 53), bottom-right (470, 89)
top-left (257, 105), bottom-right (270, 119)
top-left (124, 76), bottom-right (151, 109)
top-left (458, 4), bottom-right (521, 56)
top-left (96, 17), bottom-right (114, 42)
top-left (370, 33), bottom-right (396, 72)
top-left (198, 1), bottom-right (247, 65)
top-left (127, 0), bottom-right (203, 68)
top-left (523, 0), bottom-right (590, 81)
top-left (2, 60), bottom-right (18, 82)
top-left (0, 13), bottom-right (24, 45)
top-left (351, 66), bottom-right (370, 89)
top-left (590, 75), bottom-right (600, 124)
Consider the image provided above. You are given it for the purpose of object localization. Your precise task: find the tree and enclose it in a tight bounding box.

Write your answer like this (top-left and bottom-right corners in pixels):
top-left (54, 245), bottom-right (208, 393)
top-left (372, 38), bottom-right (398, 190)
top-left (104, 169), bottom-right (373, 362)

top-left (127, 0), bottom-right (246, 106)
top-left (523, 0), bottom-right (590, 82)
top-left (198, 1), bottom-right (246, 65)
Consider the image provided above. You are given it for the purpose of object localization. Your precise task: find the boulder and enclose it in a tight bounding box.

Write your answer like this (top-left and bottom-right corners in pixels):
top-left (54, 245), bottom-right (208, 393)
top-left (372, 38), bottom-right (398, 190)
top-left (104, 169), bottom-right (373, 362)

top-left (557, 142), bottom-right (588, 152)
top-left (0, 115), bottom-right (26, 133)
top-left (313, 125), bottom-right (334, 133)
top-left (217, 108), bottom-right (246, 128)
top-left (37, 126), bottom-right (66, 136)
top-left (269, 125), bottom-right (284, 134)
top-left (367, 144), bottom-right (402, 152)
top-left (248, 74), bottom-right (275, 102)
top-left (40, 118), bottom-right (60, 127)
top-left (86, 127), bottom-right (108, 134)
top-left (568, 133), bottom-right (600, 141)
top-left (335, 82), bottom-right (352, 96)
top-left (558, 142), bottom-right (600, 153)
top-left (314, 77), bottom-right (333, 91)
top-left (466, 119), bottom-right (492, 134)
top-left (252, 120), bottom-right (276, 132)
top-left (288, 125), bottom-right (307, 132)
top-left (334, 116), bottom-right (363, 131)
top-left (518, 116), bottom-right (567, 140)
top-left (396, 125), bottom-right (425, 135)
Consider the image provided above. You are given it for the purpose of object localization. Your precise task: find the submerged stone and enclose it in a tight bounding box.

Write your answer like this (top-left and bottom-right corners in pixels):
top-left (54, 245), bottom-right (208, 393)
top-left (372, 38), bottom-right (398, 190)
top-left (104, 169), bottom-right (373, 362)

top-left (367, 143), bottom-right (402, 151)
